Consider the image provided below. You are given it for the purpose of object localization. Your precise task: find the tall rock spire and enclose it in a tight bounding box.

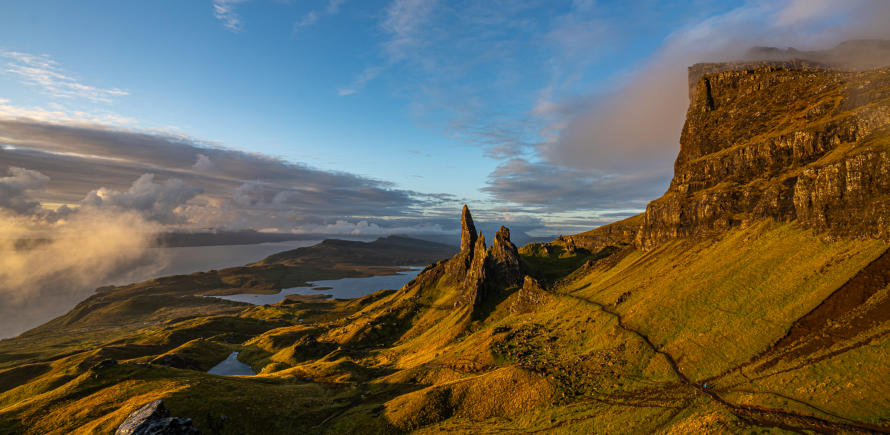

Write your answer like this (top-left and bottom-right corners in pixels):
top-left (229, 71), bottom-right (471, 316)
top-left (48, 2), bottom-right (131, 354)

top-left (488, 226), bottom-right (524, 287)
top-left (460, 205), bottom-right (477, 252)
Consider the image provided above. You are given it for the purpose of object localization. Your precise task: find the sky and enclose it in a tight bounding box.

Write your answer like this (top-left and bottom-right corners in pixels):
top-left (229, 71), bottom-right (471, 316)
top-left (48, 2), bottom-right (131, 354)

top-left (1, 0), bottom-right (890, 237)
top-left (2, 0), bottom-right (890, 337)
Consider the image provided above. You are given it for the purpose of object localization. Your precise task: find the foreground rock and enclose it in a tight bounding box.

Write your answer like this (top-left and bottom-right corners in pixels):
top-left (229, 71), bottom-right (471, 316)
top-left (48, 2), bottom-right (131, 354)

top-left (115, 400), bottom-right (200, 435)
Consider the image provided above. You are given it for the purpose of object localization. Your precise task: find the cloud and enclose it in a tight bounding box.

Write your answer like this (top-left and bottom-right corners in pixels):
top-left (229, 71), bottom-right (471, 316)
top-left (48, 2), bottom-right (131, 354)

top-left (338, 66), bottom-right (382, 96)
top-left (0, 209), bottom-right (165, 338)
top-left (192, 153), bottom-right (217, 172)
top-left (0, 169), bottom-right (167, 337)
top-left (81, 174), bottom-right (203, 224)
top-left (380, 0), bottom-right (438, 61)
top-left (0, 167), bottom-right (50, 215)
top-left (337, 0), bottom-right (437, 95)
top-left (538, 0), bottom-right (890, 175)
top-left (0, 118), bottom-right (457, 231)
top-left (483, 158), bottom-right (670, 212)
top-left (294, 0), bottom-right (345, 32)
top-left (0, 51), bottom-right (129, 103)
top-left (774, 0), bottom-right (841, 27)
top-left (0, 99), bottom-right (138, 126)
top-left (213, 0), bottom-right (250, 32)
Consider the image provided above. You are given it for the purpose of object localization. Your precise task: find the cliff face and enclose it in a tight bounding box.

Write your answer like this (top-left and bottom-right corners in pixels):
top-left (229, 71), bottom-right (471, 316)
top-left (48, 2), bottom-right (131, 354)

top-left (634, 62), bottom-right (890, 249)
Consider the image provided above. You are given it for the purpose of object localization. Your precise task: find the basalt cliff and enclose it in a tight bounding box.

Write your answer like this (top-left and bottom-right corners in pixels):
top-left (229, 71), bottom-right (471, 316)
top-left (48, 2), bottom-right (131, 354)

top-left (3, 47), bottom-right (890, 434)
top-left (571, 52), bottom-right (890, 251)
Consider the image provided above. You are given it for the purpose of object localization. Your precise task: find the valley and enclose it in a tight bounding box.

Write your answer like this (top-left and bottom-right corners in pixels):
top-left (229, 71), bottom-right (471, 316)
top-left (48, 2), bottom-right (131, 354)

top-left (2, 58), bottom-right (890, 434)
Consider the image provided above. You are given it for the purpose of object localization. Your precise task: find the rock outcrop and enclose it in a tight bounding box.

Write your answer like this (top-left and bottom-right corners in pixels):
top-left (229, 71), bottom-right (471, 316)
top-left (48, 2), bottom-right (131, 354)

top-left (488, 226), bottom-right (524, 288)
top-left (509, 276), bottom-right (549, 313)
top-left (630, 58), bottom-right (890, 249)
top-left (115, 400), bottom-right (200, 435)
top-left (430, 206), bottom-right (526, 310)
top-left (572, 44), bottom-right (890, 250)
top-left (455, 232), bottom-right (488, 308)
top-left (459, 205), bottom-right (477, 252)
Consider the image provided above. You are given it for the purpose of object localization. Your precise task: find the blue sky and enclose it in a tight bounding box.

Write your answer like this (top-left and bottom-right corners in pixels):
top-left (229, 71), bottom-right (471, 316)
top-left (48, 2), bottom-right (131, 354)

top-left (1, 0), bottom-right (887, 236)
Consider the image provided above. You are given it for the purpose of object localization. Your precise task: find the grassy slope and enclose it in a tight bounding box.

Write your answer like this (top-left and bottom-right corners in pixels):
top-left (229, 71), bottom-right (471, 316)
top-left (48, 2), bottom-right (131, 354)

top-left (2, 220), bottom-right (889, 433)
top-left (565, 221), bottom-right (887, 379)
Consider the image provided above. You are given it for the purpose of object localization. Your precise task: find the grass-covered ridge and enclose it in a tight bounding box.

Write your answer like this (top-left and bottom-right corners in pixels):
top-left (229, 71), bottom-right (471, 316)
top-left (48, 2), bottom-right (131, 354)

top-left (2, 218), bottom-right (889, 433)
top-left (3, 64), bottom-right (890, 434)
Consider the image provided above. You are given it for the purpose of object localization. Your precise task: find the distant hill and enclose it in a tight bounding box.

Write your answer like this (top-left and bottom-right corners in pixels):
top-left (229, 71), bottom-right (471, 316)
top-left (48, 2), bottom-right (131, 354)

top-left (155, 230), bottom-right (333, 247)
top-left (259, 235), bottom-right (457, 267)
top-left (2, 43), bottom-right (890, 434)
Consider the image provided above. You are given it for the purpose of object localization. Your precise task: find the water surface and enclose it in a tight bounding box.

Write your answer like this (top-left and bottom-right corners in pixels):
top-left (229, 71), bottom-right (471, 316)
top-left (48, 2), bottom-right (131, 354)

top-left (207, 351), bottom-right (256, 376)
top-left (213, 267), bottom-right (424, 305)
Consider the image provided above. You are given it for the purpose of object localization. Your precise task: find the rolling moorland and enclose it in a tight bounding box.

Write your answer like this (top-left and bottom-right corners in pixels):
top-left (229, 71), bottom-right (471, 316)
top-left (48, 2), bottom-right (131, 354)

top-left (2, 52), bottom-right (890, 433)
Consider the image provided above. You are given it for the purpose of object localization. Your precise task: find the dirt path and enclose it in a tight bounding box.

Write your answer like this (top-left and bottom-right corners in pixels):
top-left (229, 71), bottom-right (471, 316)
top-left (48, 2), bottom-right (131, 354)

top-left (703, 247), bottom-right (890, 383)
top-left (559, 292), bottom-right (890, 434)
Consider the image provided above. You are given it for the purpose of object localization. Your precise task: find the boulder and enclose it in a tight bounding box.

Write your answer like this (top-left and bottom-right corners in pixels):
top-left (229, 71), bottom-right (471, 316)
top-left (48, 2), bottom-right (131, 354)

top-left (115, 400), bottom-right (200, 435)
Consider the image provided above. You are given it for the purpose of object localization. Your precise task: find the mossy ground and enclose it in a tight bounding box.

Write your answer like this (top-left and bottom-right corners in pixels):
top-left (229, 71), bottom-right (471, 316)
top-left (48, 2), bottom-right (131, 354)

top-left (1, 221), bottom-right (889, 433)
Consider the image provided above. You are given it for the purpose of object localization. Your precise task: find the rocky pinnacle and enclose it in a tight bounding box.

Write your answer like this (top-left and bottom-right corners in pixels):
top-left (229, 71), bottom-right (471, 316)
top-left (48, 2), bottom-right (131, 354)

top-left (460, 205), bottom-right (477, 252)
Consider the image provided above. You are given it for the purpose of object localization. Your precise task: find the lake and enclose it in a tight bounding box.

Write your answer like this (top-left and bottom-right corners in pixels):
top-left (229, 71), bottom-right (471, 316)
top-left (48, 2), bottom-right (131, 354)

top-left (212, 266), bottom-right (424, 305)
top-left (207, 351), bottom-right (256, 376)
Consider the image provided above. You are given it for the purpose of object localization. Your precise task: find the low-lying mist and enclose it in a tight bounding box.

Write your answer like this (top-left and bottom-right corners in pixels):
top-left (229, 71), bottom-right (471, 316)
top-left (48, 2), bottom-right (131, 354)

top-left (0, 210), bottom-right (167, 338)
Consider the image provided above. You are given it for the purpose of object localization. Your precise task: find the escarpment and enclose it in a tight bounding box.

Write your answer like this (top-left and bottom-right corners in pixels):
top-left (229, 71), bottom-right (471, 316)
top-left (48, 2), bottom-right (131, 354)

top-left (588, 56), bottom-right (890, 250)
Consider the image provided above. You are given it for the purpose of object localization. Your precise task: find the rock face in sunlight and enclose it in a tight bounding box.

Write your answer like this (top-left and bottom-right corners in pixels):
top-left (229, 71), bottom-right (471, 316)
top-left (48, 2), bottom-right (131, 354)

top-left (633, 62), bottom-right (890, 249)
top-left (488, 226), bottom-right (524, 287)
top-left (115, 400), bottom-right (199, 435)
top-left (567, 58), bottom-right (890, 252)
top-left (6, 45), bottom-right (890, 435)
top-left (509, 276), bottom-right (549, 313)
top-left (636, 64), bottom-right (890, 248)
top-left (447, 207), bottom-right (525, 309)
top-left (459, 204), bottom-right (477, 252)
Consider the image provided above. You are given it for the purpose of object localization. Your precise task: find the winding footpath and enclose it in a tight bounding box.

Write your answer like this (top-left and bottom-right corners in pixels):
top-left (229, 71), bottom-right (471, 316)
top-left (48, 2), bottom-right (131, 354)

top-left (560, 291), bottom-right (890, 434)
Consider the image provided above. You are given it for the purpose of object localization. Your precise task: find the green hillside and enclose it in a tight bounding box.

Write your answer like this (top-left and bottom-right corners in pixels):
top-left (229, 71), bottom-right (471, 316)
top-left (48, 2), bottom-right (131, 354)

top-left (2, 63), bottom-right (890, 434)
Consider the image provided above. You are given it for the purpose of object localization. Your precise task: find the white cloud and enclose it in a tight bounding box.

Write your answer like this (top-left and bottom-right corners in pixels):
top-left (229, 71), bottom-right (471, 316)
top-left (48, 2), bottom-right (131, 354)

top-left (0, 51), bottom-right (129, 103)
top-left (81, 173), bottom-right (203, 224)
top-left (0, 100), bottom-right (137, 126)
top-left (192, 153), bottom-right (217, 172)
top-left (337, 66), bottom-right (382, 96)
top-left (294, 0), bottom-right (345, 32)
top-left (213, 0), bottom-right (250, 32)
top-left (775, 0), bottom-right (838, 27)
top-left (0, 167), bottom-right (50, 214)
top-left (336, 0), bottom-right (437, 95)
top-left (380, 0), bottom-right (437, 61)
top-left (0, 209), bottom-right (165, 337)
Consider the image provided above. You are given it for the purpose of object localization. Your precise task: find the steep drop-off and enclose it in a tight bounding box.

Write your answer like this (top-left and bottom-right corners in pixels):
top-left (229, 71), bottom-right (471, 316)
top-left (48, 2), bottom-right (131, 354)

top-left (568, 59), bottom-right (890, 251)
top-left (2, 52), bottom-right (890, 434)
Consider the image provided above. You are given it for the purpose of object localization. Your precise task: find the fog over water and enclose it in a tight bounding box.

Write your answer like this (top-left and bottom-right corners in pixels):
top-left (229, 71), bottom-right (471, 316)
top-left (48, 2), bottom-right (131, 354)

top-left (0, 239), bottom-right (323, 339)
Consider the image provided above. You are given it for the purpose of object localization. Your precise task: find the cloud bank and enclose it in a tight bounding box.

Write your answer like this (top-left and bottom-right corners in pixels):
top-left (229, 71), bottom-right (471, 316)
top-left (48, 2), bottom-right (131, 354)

top-left (538, 0), bottom-right (890, 175)
top-left (348, 0), bottom-right (890, 217)
top-left (0, 205), bottom-right (165, 338)
top-left (0, 118), bottom-right (457, 232)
